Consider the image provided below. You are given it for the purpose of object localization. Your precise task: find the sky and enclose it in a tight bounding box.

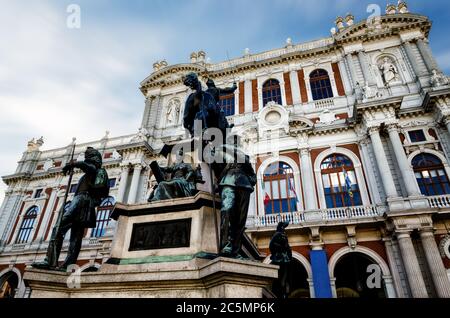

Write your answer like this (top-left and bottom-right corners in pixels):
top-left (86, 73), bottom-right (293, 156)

top-left (0, 0), bottom-right (450, 205)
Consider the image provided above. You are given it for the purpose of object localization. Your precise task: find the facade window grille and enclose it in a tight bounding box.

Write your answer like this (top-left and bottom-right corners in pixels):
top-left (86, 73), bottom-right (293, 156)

top-left (321, 154), bottom-right (362, 208)
top-left (263, 162), bottom-right (298, 214)
top-left (413, 153), bottom-right (450, 196)
top-left (408, 130), bottom-right (426, 143)
top-left (310, 69), bottom-right (334, 101)
top-left (219, 93), bottom-right (235, 117)
top-left (262, 79), bottom-right (283, 106)
top-left (91, 197), bottom-right (116, 238)
top-left (15, 206), bottom-right (39, 244)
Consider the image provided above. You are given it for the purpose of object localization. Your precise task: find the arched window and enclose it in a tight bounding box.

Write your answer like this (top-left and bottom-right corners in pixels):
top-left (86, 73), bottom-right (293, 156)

top-left (91, 197), bottom-right (116, 238)
top-left (16, 206), bottom-right (39, 244)
top-left (219, 93), bottom-right (235, 117)
top-left (321, 154), bottom-right (362, 208)
top-left (310, 69), bottom-right (334, 101)
top-left (263, 162), bottom-right (299, 214)
top-left (412, 153), bottom-right (450, 196)
top-left (262, 79), bottom-right (283, 106)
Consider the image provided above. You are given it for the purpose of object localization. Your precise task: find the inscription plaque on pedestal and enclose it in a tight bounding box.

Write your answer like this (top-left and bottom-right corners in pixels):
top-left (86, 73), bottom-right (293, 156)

top-left (129, 218), bottom-right (192, 251)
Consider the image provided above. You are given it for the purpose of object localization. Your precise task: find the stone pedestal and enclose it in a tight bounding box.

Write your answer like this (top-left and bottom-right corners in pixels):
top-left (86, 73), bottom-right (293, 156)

top-left (24, 192), bottom-right (278, 298)
top-left (24, 257), bottom-right (278, 298)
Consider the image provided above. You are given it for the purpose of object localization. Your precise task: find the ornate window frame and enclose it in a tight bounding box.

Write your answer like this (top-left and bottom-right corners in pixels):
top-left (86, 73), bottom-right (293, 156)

top-left (257, 156), bottom-right (302, 216)
top-left (313, 147), bottom-right (370, 209)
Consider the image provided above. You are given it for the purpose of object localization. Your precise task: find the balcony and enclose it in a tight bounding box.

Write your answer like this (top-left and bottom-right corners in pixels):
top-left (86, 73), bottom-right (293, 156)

top-left (427, 195), bottom-right (450, 209)
top-left (314, 98), bottom-right (335, 110)
top-left (246, 205), bottom-right (385, 228)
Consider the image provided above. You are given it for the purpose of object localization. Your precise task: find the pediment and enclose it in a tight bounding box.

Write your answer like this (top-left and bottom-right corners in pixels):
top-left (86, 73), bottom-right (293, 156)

top-left (334, 13), bottom-right (431, 43)
top-left (140, 64), bottom-right (207, 92)
top-left (289, 115), bottom-right (315, 130)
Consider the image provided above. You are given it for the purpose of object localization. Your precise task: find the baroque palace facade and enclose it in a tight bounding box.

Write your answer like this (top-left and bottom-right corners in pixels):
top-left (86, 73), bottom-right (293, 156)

top-left (1, 2), bottom-right (450, 298)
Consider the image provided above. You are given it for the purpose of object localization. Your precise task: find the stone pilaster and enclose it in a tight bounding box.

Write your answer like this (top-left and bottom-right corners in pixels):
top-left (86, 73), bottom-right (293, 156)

top-left (368, 127), bottom-right (398, 198)
top-left (383, 237), bottom-right (406, 298)
top-left (358, 51), bottom-right (376, 86)
top-left (416, 38), bottom-right (439, 72)
top-left (128, 164), bottom-right (143, 204)
top-left (338, 58), bottom-right (353, 95)
top-left (419, 228), bottom-right (450, 298)
top-left (345, 54), bottom-right (358, 86)
top-left (299, 148), bottom-right (317, 210)
top-left (396, 231), bottom-right (429, 298)
top-left (289, 70), bottom-right (301, 104)
top-left (386, 124), bottom-right (422, 197)
top-left (402, 41), bottom-right (426, 77)
top-left (117, 165), bottom-right (130, 203)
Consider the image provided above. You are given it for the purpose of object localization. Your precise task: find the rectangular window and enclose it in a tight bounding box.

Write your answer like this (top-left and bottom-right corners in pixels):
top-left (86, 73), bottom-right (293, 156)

top-left (408, 130), bottom-right (426, 143)
top-left (108, 178), bottom-right (117, 188)
top-left (69, 184), bottom-right (78, 193)
top-left (34, 189), bottom-right (43, 199)
top-left (219, 94), bottom-right (235, 117)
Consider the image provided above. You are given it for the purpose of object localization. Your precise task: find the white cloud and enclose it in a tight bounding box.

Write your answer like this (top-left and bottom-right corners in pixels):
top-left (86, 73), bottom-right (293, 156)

top-left (0, 1), bottom-right (171, 204)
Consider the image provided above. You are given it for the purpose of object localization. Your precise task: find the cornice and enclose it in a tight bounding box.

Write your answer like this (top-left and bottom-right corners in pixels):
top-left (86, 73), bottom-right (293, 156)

top-left (334, 13), bottom-right (431, 45)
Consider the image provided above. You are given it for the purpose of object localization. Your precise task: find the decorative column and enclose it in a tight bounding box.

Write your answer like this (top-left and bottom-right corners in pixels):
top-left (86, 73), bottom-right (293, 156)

top-left (117, 165), bottom-right (130, 203)
top-left (396, 231), bottom-right (429, 298)
top-left (358, 51), bottom-right (376, 86)
top-left (338, 59), bottom-right (353, 95)
top-left (383, 238), bottom-right (406, 298)
top-left (244, 79), bottom-right (253, 113)
top-left (299, 148), bottom-right (318, 210)
top-left (368, 127), bottom-right (398, 198)
top-left (419, 228), bottom-right (450, 298)
top-left (359, 138), bottom-right (382, 204)
top-left (345, 54), bottom-right (358, 86)
top-left (290, 70), bottom-right (302, 104)
top-left (416, 38), bottom-right (439, 72)
top-left (402, 41), bottom-right (426, 77)
top-left (128, 164), bottom-right (143, 204)
top-left (382, 276), bottom-right (397, 299)
top-left (444, 117), bottom-right (450, 137)
top-left (386, 124), bottom-right (422, 197)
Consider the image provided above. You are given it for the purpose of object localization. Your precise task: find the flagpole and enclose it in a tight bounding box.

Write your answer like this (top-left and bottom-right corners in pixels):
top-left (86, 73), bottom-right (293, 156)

top-left (49, 138), bottom-right (76, 267)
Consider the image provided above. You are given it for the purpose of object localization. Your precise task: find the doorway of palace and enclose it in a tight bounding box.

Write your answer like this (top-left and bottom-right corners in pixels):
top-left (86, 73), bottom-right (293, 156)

top-left (334, 252), bottom-right (386, 298)
top-left (0, 271), bottom-right (19, 298)
top-left (271, 259), bottom-right (310, 298)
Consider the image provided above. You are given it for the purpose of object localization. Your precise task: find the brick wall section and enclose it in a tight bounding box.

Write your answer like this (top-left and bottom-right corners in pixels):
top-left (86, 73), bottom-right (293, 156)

top-left (252, 79), bottom-right (258, 112)
top-left (239, 82), bottom-right (245, 114)
top-left (283, 73), bottom-right (293, 105)
top-left (297, 69), bottom-right (308, 103)
top-left (332, 62), bottom-right (345, 96)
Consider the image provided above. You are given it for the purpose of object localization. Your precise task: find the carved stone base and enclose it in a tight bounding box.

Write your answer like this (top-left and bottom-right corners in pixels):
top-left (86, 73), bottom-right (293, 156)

top-left (23, 257), bottom-right (278, 298)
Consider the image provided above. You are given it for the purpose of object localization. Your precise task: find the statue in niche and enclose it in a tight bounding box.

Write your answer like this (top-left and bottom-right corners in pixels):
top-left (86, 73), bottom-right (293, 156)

top-left (379, 57), bottom-right (400, 86)
top-left (148, 149), bottom-right (203, 202)
top-left (430, 69), bottom-right (449, 88)
top-left (166, 99), bottom-right (181, 126)
top-left (270, 221), bottom-right (292, 299)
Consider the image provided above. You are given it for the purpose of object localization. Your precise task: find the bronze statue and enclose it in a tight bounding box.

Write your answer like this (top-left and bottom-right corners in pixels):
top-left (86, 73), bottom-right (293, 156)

top-left (183, 73), bottom-right (230, 137)
top-left (213, 145), bottom-right (256, 258)
top-left (205, 78), bottom-right (237, 104)
top-left (269, 221), bottom-right (292, 299)
top-left (33, 147), bottom-right (110, 270)
top-left (148, 150), bottom-right (202, 202)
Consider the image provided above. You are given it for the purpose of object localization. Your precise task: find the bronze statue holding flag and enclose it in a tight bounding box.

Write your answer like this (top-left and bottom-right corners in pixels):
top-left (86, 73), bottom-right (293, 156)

top-left (33, 147), bottom-right (110, 270)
